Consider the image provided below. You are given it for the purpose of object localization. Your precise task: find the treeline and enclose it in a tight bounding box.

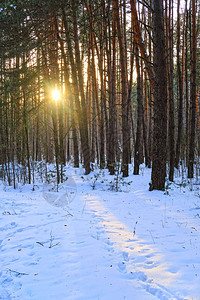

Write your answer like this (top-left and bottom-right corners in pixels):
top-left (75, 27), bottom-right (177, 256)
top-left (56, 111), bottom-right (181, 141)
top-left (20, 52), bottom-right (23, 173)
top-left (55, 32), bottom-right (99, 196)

top-left (0, 0), bottom-right (199, 190)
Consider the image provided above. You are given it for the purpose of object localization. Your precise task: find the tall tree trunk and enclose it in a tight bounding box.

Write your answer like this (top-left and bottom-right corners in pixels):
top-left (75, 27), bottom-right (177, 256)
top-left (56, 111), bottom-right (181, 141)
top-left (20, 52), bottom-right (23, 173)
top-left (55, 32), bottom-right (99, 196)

top-left (168, 0), bottom-right (175, 181)
top-left (150, 0), bottom-right (167, 190)
top-left (143, 71), bottom-right (150, 167)
top-left (113, 0), bottom-right (129, 177)
top-left (62, 4), bottom-right (90, 174)
top-left (108, 6), bottom-right (117, 175)
top-left (134, 47), bottom-right (143, 175)
top-left (55, 16), bottom-right (79, 168)
top-left (71, 0), bottom-right (91, 174)
top-left (185, 5), bottom-right (189, 166)
top-left (188, 0), bottom-right (196, 178)
top-left (175, 0), bottom-right (183, 168)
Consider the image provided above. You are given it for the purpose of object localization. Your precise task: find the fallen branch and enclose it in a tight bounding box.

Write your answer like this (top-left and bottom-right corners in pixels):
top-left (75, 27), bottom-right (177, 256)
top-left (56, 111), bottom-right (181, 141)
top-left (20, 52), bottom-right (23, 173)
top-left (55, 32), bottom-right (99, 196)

top-left (36, 241), bottom-right (44, 247)
top-left (147, 230), bottom-right (155, 244)
top-left (63, 209), bottom-right (73, 217)
top-left (8, 269), bottom-right (29, 276)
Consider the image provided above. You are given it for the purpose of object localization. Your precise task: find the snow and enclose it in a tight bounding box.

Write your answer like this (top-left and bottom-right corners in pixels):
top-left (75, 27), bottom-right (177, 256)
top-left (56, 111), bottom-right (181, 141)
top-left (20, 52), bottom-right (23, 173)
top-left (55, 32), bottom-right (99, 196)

top-left (0, 165), bottom-right (200, 299)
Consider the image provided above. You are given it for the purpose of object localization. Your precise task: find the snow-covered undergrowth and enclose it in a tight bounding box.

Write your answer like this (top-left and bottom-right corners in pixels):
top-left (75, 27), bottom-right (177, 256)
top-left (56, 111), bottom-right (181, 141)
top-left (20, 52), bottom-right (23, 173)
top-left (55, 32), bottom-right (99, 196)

top-left (0, 164), bottom-right (200, 299)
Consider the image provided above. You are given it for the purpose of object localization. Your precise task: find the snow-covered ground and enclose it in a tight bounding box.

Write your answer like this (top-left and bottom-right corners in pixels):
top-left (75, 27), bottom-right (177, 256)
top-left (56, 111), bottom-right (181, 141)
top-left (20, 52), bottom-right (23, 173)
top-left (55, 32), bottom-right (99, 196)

top-left (0, 165), bottom-right (200, 299)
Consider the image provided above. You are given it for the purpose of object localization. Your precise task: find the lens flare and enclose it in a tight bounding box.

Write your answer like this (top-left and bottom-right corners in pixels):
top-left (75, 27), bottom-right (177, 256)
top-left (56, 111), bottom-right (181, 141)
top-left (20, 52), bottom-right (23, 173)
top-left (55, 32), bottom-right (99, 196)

top-left (52, 89), bottom-right (60, 102)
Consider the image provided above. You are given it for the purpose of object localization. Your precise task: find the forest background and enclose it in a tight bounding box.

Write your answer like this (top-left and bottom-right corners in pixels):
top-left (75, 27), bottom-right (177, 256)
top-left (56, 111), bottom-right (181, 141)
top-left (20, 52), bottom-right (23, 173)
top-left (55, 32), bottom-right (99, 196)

top-left (0, 0), bottom-right (199, 190)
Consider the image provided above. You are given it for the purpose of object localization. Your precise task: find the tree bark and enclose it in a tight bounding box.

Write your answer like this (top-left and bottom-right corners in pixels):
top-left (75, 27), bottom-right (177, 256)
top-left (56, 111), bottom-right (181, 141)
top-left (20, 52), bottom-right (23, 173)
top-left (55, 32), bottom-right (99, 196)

top-left (168, 0), bottom-right (175, 181)
top-left (113, 0), bottom-right (129, 177)
top-left (134, 46), bottom-right (143, 175)
top-left (150, 0), bottom-right (167, 190)
top-left (175, 0), bottom-right (183, 169)
top-left (188, 0), bottom-right (196, 178)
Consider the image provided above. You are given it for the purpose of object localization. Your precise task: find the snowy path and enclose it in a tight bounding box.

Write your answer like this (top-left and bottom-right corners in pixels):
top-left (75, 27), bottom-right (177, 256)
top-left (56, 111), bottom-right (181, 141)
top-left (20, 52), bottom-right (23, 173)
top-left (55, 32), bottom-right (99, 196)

top-left (0, 168), bottom-right (200, 299)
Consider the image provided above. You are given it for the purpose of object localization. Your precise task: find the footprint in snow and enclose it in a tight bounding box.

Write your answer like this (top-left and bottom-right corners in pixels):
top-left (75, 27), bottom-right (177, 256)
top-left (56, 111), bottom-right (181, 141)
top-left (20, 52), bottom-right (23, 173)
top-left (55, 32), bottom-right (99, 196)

top-left (145, 253), bottom-right (153, 258)
top-left (28, 251), bottom-right (35, 257)
top-left (144, 261), bottom-right (158, 269)
top-left (104, 238), bottom-right (114, 253)
top-left (105, 238), bottom-right (113, 246)
top-left (145, 260), bottom-right (153, 265)
top-left (13, 281), bottom-right (22, 291)
top-left (130, 271), bottom-right (148, 282)
top-left (122, 251), bottom-right (129, 262)
top-left (126, 239), bottom-right (136, 243)
top-left (1, 276), bottom-right (13, 288)
top-left (0, 222), bottom-right (17, 231)
top-left (118, 261), bottom-right (126, 273)
top-left (0, 287), bottom-right (11, 300)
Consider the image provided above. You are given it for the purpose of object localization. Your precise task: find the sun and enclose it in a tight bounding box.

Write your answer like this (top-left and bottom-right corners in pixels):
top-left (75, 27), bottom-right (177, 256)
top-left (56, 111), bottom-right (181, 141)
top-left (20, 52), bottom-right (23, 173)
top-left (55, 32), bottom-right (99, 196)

top-left (52, 88), bottom-right (61, 102)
